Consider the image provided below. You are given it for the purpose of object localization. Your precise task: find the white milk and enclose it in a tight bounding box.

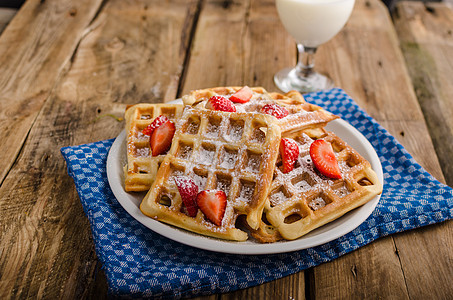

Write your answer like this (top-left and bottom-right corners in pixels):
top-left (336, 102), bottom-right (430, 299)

top-left (276, 0), bottom-right (355, 47)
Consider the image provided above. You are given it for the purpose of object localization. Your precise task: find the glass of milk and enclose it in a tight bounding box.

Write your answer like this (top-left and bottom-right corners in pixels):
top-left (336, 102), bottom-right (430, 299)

top-left (274, 0), bottom-right (355, 93)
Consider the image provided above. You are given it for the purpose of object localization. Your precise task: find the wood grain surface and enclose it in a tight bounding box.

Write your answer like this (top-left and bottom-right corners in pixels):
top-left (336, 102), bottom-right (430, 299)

top-left (393, 2), bottom-right (453, 187)
top-left (0, 0), bottom-right (451, 299)
top-left (0, 8), bottom-right (16, 33)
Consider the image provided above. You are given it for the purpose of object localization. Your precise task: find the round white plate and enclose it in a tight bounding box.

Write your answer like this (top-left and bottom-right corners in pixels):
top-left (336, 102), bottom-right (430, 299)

top-left (107, 114), bottom-right (383, 255)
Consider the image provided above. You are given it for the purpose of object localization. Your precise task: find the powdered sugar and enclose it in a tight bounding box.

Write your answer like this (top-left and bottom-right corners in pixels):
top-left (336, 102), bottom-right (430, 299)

top-left (270, 188), bottom-right (288, 206)
top-left (245, 152), bottom-right (261, 173)
top-left (237, 181), bottom-right (255, 203)
top-left (196, 145), bottom-right (215, 165)
top-left (308, 197), bottom-right (326, 211)
top-left (225, 120), bottom-right (244, 141)
top-left (135, 147), bottom-right (150, 157)
top-left (220, 149), bottom-right (238, 169)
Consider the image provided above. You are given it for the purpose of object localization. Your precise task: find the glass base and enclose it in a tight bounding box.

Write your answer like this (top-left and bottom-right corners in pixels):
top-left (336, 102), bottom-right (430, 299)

top-left (274, 67), bottom-right (334, 94)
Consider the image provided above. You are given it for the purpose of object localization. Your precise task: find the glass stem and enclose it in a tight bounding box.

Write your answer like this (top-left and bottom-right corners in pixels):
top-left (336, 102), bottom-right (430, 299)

top-left (295, 44), bottom-right (318, 78)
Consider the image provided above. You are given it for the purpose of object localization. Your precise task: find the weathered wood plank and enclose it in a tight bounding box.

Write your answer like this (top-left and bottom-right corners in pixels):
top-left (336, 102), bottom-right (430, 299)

top-left (393, 2), bottom-right (453, 187)
top-left (0, 0), bottom-right (200, 298)
top-left (0, 0), bottom-right (105, 184)
top-left (312, 1), bottom-right (452, 299)
top-left (181, 0), bottom-right (250, 93)
top-left (0, 7), bottom-right (16, 34)
top-left (390, 3), bottom-right (453, 299)
top-left (223, 272), bottom-right (305, 299)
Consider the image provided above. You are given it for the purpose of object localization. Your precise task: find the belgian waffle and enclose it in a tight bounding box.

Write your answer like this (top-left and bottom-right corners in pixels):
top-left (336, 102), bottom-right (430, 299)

top-left (182, 86), bottom-right (338, 134)
top-left (249, 128), bottom-right (383, 242)
top-left (124, 103), bottom-right (184, 192)
top-left (140, 107), bottom-right (281, 241)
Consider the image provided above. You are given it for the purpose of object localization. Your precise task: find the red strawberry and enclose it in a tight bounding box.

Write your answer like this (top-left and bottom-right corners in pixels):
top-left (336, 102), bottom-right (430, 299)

top-left (150, 120), bottom-right (175, 156)
top-left (196, 190), bottom-right (227, 226)
top-left (310, 139), bottom-right (342, 179)
top-left (174, 176), bottom-right (199, 217)
top-left (261, 103), bottom-right (289, 119)
top-left (230, 86), bottom-right (253, 103)
top-left (206, 95), bottom-right (236, 112)
top-left (142, 115), bottom-right (169, 136)
top-left (280, 138), bottom-right (299, 173)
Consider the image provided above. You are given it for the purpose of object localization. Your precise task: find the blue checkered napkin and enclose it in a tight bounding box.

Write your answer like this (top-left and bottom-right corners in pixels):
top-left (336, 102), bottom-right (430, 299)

top-left (61, 88), bottom-right (453, 299)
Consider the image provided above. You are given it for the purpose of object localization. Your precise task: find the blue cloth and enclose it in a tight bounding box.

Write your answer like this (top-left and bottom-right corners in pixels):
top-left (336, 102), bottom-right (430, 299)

top-left (61, 88), bottom-right (453, 299)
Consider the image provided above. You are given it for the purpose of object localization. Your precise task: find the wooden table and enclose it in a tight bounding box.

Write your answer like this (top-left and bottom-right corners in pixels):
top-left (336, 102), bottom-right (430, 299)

top-left (1, 0), bottom-right (452, 298)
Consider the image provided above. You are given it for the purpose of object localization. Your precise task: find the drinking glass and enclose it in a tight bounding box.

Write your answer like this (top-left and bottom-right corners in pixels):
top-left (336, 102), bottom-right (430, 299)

top-left (274, 0), bottom-right (355, 93)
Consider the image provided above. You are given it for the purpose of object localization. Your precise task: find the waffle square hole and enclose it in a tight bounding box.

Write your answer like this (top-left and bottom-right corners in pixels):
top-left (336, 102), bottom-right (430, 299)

top-left (244, 150), bottom-right (262, 173)
top-left (346, 153), bottom-right (362, 168)
top-left (269, 186), bottom-right (291, 207)
top-left (236, 179), bottom-right (256, 202)
top-left (168, 165), bottom-right (185, 184)
top-left (196, 143), bottom-right (216, 165)
top-left (250, 122), bottom-right (267, 144)
top-left (284, 213), bottom-right (304, 224)
top-left (332, 181), bottom-right (350, 197)
top-left (307, 193), bottom-right (332, 211)
top-left (134, 146), bottom-right (150, 158)
top-left (219, 147), bottom-right (238, 169)
top-left (299, 151), bottom-right (312, 166)
top-left (160, 107), bottom-right (176, 119)
top-left (329, 139), bottom-right (345, 153)
top-left (358, 176), bottom-right (374, 187)
top-left (139, 108), bottom-right (154, 120)
top-left (291, 172), bottom-right (316, 192)
top-left (205, 116), bottom-right (222, 138)
top-left (192, 168), bottom-right (208, 190)
top-left (176, 142), bottom-right (193, 160)
top-left (216, 174), bottom-right (232, 197)
top-left (157, 188), bottom-right (173, 207)
top-left (295, 133), bottom-right (312, 145)
top-left (184, 115), bottom-right (201, 135)
top-left (133, 162), bottom-right (149, 174)
top-left (225, 119), bottom-right (244, 142)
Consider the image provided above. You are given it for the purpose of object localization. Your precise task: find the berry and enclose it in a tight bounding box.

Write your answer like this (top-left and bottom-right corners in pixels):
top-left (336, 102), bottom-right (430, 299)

top-left (196, 190), bottom-right (227, 226)
top-left (261, 103), bottom-right (289, 119)
top-left (280, 138), bottom-right (299, 173)
top-left (230, 86), bottom-right (253, 103)
top-left (150, 120), bottom-right (175, 156)
top-left (206, 95), bottom-right (236, 112)
top-left (174, 176), bottom-right (199, 217)
top-left (142, 115), bottom-right (169, 136)
top-left (309, 139), bottom-right (342, 179)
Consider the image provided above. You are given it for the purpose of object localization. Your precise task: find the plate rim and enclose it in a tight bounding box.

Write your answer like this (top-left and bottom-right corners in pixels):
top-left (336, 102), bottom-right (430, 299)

top-left (106, 118), bottom-right (383, 255)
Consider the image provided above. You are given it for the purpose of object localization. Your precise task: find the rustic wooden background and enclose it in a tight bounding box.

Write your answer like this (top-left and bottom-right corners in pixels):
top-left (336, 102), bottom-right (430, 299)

top-left (0, 0), bottom-right (451, 298)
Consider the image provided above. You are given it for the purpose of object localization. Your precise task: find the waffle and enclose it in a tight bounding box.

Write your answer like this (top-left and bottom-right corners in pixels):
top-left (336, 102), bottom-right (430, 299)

top-left (124, 103), bottom-right (184, 192)
top-left (182, 86), bottom-right (338, 134)
top-left (140, 106), bottom-right (281, 241)
top-left (249, 128), bottom-right (383, 242)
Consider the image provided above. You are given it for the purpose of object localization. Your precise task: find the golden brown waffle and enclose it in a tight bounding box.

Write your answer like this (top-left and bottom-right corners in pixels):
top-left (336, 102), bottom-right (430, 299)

top-left (249, 128), bottom-right (383, 242)
top-left (140, 107), bottom-right (281, 241)
top-left (182, 86), bottom-right (338, 134)
top-left (124, 103), bottom-right (184, 192)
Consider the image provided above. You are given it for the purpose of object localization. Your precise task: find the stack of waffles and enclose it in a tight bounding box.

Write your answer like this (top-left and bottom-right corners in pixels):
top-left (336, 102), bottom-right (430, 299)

top-left (124, 86), bottom-right (383, 242)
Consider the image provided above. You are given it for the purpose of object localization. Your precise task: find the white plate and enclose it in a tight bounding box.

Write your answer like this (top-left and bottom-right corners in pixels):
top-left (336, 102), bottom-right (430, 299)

top-left (107, 111), bottom-right (383, 255)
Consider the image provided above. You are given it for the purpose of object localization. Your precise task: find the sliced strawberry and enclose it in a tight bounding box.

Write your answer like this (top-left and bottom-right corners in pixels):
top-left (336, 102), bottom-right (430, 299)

top-left (261, 103), bottom-right (289, 119)
top-left (174, 176), bottom-right (199, 217)
top-left (196, 190), bottom-right (227, 226)
top-left (310, 139), bottom-right (342, 179)
top-left (150, 120), bottom-right (175, 156)
top-left (230, 86), bottom-right (253, 103)
top-left (280, 138), bottom-right (299, 173)
top-left (206, 95), bottom-right (236, 112)
top-left (142, 115), bottom-right (169, 136)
